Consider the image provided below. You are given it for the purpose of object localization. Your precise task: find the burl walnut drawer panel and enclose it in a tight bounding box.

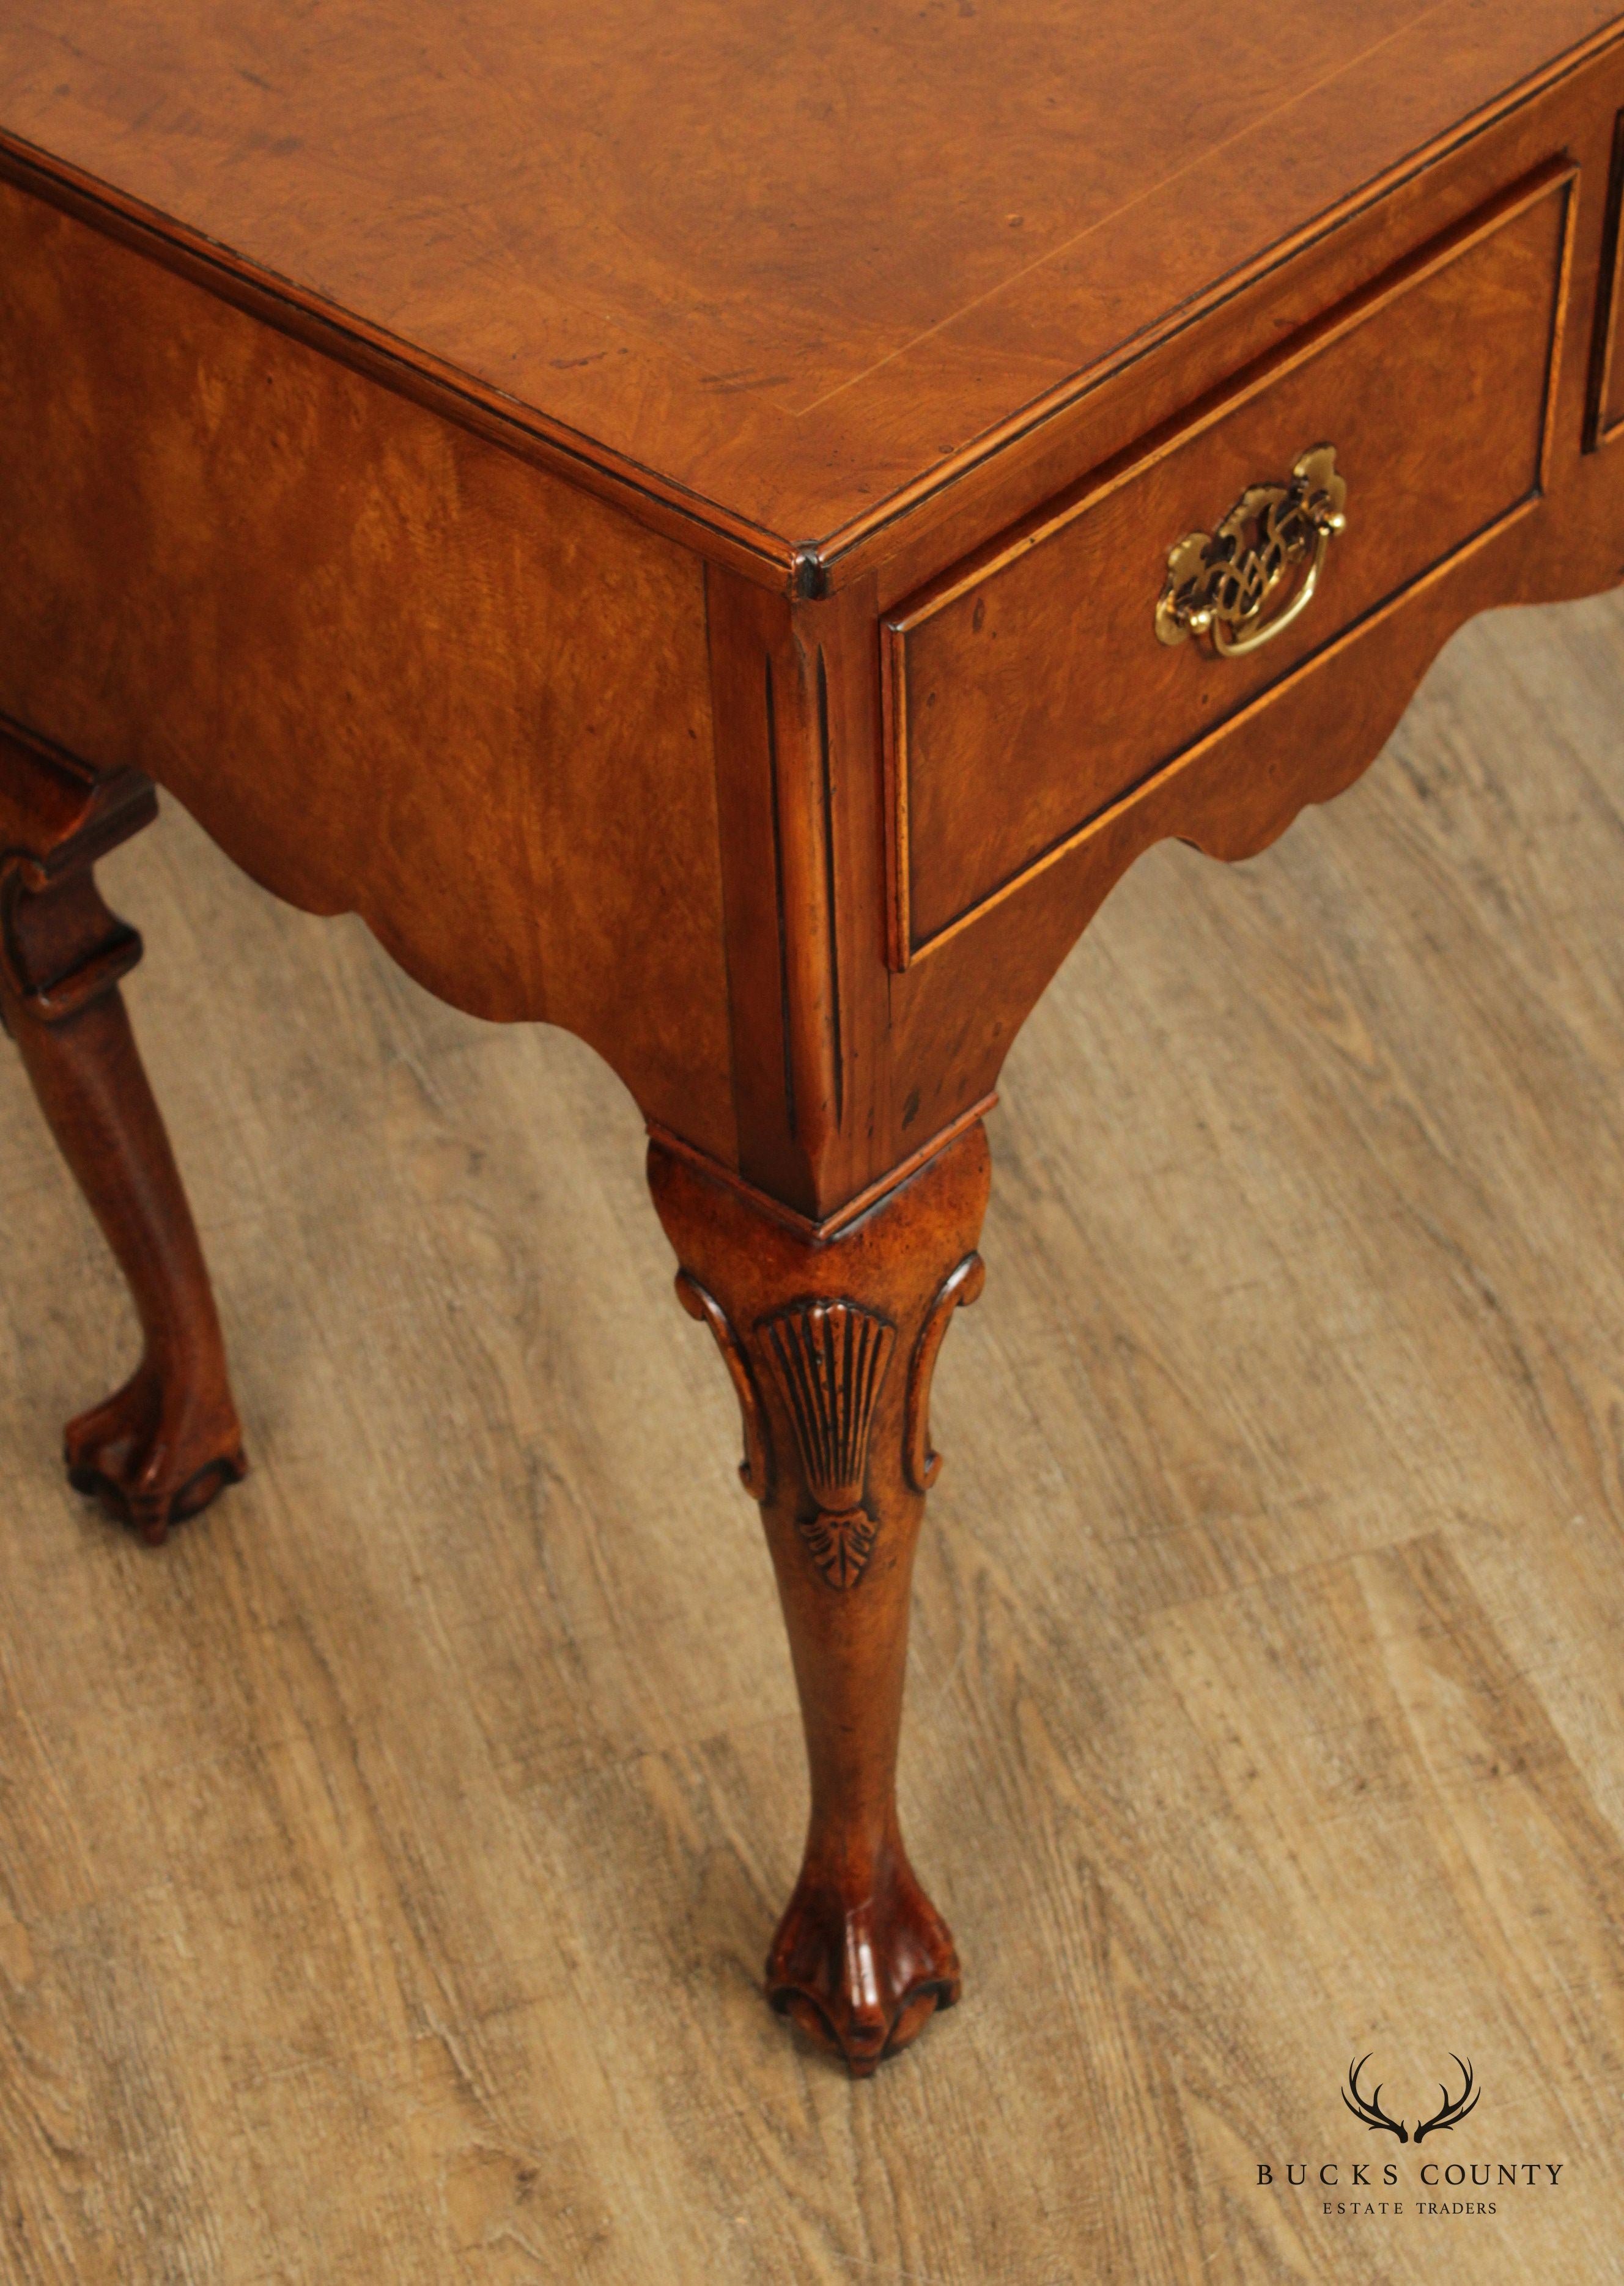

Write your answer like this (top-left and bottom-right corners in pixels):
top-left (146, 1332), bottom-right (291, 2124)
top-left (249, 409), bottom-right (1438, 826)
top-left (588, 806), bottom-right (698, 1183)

top-left (885, 164), bottom-right (1574, 965)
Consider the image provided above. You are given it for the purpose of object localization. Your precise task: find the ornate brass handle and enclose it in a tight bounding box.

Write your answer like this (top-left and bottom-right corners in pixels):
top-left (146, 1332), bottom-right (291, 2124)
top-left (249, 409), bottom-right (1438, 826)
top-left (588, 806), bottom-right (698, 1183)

top-left (1154, 444), bottom-right (1347, 657)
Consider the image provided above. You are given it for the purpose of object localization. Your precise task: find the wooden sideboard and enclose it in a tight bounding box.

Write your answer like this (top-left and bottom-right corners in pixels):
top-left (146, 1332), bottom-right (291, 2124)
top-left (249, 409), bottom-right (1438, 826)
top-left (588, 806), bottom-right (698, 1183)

top-left (4, 0), bottom-right (1624, 2073)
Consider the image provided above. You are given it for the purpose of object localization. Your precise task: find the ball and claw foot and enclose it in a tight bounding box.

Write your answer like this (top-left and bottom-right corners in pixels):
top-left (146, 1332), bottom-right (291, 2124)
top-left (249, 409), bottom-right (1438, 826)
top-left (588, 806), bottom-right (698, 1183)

top-left (63, 1358), bottom-right (246, 1546)
top-left (766, 1851), bottom-right (962, 2076)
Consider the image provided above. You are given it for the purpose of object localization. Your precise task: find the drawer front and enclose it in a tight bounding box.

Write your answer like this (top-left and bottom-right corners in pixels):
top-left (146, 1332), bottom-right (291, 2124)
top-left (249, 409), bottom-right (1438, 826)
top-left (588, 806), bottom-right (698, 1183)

top-left (885, 164), bottom-right (1574, 965)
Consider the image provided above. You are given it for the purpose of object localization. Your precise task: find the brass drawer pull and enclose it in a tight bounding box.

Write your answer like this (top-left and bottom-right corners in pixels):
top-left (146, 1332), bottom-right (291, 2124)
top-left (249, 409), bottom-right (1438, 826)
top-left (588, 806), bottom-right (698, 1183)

top-left (1155, 444), bottom-right (1347, 657)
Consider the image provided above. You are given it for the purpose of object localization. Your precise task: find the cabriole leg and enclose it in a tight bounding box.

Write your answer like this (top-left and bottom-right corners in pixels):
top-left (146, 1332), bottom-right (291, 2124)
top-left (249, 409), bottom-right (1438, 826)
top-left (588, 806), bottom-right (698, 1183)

top-left (649, 1121), bottom-right (991, 2073)
top-left (0, 724), bottom-right (245, 1544)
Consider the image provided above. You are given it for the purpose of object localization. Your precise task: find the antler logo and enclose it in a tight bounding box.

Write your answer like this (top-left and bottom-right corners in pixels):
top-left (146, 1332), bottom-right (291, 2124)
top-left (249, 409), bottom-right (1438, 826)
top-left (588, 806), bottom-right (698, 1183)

top-left (1414, 2057), bottom-right (1480, 2143)
top-left (1343, 2056), bottom-right (1408, 2142)
top-left (1342, 2055), bottom-right (1480, 2145)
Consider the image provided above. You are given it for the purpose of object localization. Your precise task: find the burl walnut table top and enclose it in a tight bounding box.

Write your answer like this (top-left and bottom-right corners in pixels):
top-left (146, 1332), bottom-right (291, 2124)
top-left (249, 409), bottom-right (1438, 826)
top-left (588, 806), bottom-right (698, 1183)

top-left (2, 0), bottom-right (1618, 566)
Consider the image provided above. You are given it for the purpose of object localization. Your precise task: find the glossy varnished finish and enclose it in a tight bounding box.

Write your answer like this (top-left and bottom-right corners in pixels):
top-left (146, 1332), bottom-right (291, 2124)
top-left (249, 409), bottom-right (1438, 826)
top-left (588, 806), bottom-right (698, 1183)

top-left (7, 40), bottom-right (1624, 1218)
top-left (0, 720), bottom-right (243, 1541)
top-left (2, 0), bottom-right (1623, 568)
top-left (650, 1124), bottom-right (991, 2070)
top-left (6, 0), bottom-right (1624, 2079)
top-left (0, 180), bottom-right (736, 1160)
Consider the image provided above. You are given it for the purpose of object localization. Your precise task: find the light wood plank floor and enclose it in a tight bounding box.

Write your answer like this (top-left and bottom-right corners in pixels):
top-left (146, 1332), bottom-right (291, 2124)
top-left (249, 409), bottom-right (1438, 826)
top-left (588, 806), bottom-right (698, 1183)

top-left (6, 594), bottom-right (1624, 2285)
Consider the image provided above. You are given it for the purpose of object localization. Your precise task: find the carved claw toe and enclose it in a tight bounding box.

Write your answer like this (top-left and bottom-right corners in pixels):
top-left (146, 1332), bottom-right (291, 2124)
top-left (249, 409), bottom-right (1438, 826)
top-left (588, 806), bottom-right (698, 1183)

top-left (64, 1358), bottom-right (246, 1546)
top-left (766, 1852), bottom-right (961, 2075)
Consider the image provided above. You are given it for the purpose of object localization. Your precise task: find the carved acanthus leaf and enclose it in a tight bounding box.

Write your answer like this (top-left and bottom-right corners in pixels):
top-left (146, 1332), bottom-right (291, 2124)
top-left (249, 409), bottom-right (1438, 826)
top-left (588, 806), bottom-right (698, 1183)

top-left (756, 1299), bottom-right (896, 1589)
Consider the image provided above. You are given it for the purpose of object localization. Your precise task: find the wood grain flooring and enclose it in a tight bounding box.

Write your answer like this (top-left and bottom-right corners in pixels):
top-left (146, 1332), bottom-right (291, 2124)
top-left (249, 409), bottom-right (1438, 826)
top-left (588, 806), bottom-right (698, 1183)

top-left (6, 592), bottom-right (1624, 2282)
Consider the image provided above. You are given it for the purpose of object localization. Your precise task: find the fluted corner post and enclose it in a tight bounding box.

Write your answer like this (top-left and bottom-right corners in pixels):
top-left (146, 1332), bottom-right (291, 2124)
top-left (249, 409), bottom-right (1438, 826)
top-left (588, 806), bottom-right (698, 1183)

top-left (649, 1117), bottom-right (991, 2073)
top-left (0, 718), bottom-right (245, 1544)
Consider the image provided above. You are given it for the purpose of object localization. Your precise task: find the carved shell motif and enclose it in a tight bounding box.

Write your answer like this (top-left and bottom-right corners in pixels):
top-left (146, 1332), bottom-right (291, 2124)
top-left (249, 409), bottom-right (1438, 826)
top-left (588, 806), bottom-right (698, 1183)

top-left (756, 1300), bottom-right (896, 1590)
